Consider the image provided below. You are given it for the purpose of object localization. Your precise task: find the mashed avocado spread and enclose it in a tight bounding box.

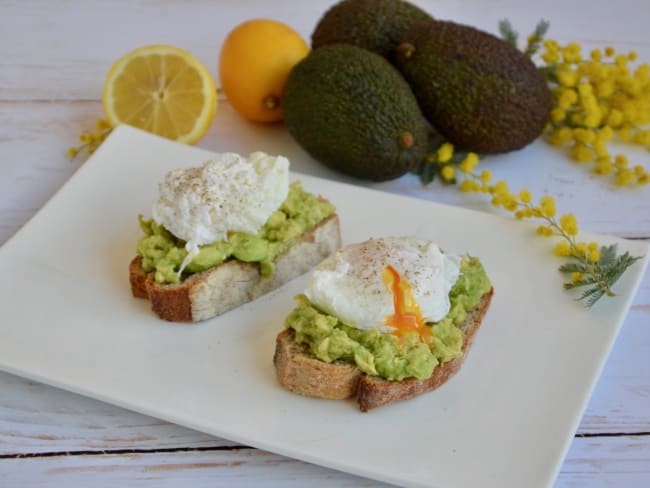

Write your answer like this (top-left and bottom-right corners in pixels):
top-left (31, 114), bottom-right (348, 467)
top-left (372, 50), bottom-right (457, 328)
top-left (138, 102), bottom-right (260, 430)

top-left (285, 257), bottom-right (491, 381)
top-left (137, 182), bottom-right (335, 284)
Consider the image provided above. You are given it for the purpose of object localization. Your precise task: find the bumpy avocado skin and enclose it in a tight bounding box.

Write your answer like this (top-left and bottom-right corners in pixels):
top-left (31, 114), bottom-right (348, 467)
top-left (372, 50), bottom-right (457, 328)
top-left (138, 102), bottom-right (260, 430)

top-left (395, 20), bottom-right (552, 153)
top-left (283, 45), bottom-right (428, 181)
top-left (311, 0), bottom-right (433, 60)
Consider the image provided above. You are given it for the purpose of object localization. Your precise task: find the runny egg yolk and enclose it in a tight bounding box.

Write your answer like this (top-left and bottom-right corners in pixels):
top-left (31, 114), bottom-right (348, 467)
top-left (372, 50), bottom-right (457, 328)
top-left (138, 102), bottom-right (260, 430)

top-left (382, 265), bottom-right (431, 343)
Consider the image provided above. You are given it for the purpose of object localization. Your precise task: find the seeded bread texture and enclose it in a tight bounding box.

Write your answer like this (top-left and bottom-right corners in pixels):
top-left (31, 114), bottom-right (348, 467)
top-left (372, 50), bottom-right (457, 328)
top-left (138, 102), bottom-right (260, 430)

top-left (274, 287), bottom-right (493, 411)
top-left (130, 214), bottom-right (341, 322)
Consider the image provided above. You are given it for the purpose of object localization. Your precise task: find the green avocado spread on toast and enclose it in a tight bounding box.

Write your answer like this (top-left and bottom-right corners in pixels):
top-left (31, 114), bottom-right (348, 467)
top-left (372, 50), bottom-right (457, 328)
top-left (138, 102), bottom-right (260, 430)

top-left (284, 257), bottom-right (491, 381)
top-left (136, 181), bottom-right (335, 284)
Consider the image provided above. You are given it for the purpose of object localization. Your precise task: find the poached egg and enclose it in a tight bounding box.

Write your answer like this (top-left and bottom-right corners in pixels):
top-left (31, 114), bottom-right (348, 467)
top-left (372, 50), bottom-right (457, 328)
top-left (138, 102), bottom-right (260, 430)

top-left (152, 152), bottom-right (289, 269)
top-left (304, 237), bottom-right (460, 339)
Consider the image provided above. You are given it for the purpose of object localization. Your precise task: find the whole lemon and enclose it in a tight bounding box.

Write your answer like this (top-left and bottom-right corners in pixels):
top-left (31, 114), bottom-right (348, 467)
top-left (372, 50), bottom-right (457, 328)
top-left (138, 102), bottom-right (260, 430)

top-left (219, 19), bottom-right (309, 123)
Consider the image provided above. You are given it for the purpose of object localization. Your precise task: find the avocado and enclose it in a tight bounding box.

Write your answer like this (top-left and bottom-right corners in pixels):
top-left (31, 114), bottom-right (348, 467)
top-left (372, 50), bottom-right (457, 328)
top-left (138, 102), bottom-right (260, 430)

top-left (394, 20), bottom-right (552, 153)
top-left (283, 44), bottom-right (428, 181)
top-left (311, 0), bottom-right (433, 60)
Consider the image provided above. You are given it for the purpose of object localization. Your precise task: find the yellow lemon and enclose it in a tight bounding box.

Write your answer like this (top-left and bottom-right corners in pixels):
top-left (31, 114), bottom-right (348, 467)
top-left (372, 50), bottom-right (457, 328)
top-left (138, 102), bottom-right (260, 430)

top-left (219, 19), bottom-right (309, 123)
top-left (102, 45), bottom-right (217, 144)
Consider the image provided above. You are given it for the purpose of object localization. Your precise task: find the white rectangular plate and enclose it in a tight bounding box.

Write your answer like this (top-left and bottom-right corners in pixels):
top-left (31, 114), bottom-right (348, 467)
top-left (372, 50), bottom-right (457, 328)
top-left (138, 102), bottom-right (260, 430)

top-left (1, 126), bottom-right (647, 488)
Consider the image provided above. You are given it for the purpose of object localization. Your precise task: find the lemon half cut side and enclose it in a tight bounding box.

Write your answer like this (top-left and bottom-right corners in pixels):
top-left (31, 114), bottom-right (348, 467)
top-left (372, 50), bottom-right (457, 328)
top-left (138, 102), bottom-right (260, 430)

top-left (102, 44), bottom-right (217, 144)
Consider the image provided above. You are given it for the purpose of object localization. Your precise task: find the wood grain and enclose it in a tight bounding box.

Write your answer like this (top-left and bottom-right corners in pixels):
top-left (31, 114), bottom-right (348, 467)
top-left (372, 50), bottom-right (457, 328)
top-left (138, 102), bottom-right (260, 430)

top-left (1, 449), bottom-right (394, 487)
top-left (2, 433), bottom-right (650, 487)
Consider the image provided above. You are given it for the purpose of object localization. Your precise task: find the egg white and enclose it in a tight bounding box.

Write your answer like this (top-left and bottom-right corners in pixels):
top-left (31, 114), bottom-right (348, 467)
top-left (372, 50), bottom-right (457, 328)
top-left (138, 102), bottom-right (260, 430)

top-left (153, 152), bottom-right (289, 247)
top-left (304, 237), bottom-right (461, 331)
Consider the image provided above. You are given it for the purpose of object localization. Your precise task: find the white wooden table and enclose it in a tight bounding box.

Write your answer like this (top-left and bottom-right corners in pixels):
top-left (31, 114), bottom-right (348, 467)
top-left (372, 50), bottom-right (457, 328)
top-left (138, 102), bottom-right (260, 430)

top-left (1, 1), bottom-right (649, 486)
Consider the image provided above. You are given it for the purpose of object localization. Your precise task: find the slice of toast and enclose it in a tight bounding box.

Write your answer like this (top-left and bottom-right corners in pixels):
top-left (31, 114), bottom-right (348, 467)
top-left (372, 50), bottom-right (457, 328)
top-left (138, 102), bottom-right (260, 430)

top-left (130, 214), bottom-right (341, 322)
top-left (273, 287), bottom-right (493, 411)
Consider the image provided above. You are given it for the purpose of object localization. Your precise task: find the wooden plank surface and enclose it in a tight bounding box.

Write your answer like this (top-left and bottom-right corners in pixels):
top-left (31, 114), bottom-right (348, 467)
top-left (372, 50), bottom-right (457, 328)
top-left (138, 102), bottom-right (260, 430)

top-left (1, 0), bottom-right (649, 486)
top-left (3, 436), bottom-right (650, 488)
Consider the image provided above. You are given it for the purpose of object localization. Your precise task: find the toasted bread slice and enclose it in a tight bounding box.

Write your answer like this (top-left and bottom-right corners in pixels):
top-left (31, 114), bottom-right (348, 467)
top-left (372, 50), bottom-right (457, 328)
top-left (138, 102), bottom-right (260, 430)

top-left (131, 214), bottom-right (341, 322)
top-left (274, 287), bottom-right (493, 411)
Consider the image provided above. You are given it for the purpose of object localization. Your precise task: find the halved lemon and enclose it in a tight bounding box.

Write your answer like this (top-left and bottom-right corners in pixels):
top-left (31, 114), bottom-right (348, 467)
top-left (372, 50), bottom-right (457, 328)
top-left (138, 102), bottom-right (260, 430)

top-left (102, 45), bottom-right (217, 144)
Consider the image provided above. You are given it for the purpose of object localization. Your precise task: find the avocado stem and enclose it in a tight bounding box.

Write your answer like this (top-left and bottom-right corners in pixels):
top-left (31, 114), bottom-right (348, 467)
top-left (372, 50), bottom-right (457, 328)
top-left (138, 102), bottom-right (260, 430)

top-left (397, 42), bottom-right (416, 60)
top-left (399, 131), bottom-right (414, 149)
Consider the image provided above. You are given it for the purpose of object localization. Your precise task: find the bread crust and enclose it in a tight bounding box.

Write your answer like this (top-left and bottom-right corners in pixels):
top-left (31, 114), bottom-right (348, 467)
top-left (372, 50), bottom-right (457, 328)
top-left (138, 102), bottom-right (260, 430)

top-left (273, 330), bottom-right (362, 400)
top-left (274, 287), bottom-right (493, 411)
top-left (130, 214), bottom-right (341, 322)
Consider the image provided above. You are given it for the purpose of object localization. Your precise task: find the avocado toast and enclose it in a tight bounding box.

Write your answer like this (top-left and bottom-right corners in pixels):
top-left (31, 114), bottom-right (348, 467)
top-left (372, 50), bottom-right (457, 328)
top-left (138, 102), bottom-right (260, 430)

top-left (130, 153), bottom-right (341, 322)
top-left (273, 237), bottom-right (493, 411)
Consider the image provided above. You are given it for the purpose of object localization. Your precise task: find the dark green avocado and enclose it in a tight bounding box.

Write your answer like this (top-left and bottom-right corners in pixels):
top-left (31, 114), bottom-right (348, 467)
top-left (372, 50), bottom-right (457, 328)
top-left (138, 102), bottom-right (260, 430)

top-left (283, 44), bottom-right (428, 181)
top-left (395, 19), bottom-right (552, 153)
top-left (311, 0), bottom-right (433, 61)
